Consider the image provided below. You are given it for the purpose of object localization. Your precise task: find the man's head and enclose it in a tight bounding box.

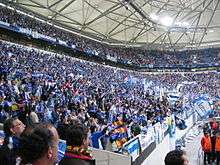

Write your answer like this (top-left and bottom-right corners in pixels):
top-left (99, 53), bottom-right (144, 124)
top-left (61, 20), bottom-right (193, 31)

top-left (90, 125), bottom-right (97, 134)
top-left (204, 132), bottom-right (210, 137)
top-left (4, 117), bottom-right (25, 137)
top-left (66, 123), bottom-right (90, 148)
top-left (20, 123), bottom-right (59, 165)
top-left (164, 150), bottom-right (189, 165)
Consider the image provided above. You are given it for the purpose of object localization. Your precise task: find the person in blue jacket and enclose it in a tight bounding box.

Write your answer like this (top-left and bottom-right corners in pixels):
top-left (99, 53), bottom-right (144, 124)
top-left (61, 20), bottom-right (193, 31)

top-left (90, 125), bottom-right (107, 149)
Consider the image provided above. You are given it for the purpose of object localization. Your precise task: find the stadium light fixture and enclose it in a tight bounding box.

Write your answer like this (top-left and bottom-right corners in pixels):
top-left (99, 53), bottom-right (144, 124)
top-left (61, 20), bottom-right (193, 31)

top-left (182, 22), bottom-right (189, 27)
top-left (175, 21), bottom-right (190, 28)
top-left (160, 16), bottom-right (173, 26)
top-left (150, 13), bottom-right (158, 21)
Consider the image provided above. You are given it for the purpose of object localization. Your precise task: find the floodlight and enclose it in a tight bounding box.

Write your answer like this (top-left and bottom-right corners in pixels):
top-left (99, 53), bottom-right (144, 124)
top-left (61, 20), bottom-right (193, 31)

top-left (160, 16), bottom-right (173, 26)
top-left (150, 13), bottom-right (158, 21)
top-left (182, 22), bottom-right (189, 27)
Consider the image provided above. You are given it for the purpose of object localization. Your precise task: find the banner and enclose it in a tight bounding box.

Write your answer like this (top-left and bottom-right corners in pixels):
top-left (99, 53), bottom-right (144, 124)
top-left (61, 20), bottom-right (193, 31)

top-left (37, 33), bottom-right (56, 42)
top-left (58, 40), bottom-right (67, 46)
top-left (193, 96), bottom-right (213, 117)
top-left (0, 20), bottom-right (10, 27)
top-left (122, 137), bottom-right (141, 161)
top-left (109, 119), bottom-right (128, 149)
top-left (106, 54), bottom-right (117, 62)
top-left (18, 27), bottom-right (32, 36)
top-left (58, 140), bottom-right (66, 161)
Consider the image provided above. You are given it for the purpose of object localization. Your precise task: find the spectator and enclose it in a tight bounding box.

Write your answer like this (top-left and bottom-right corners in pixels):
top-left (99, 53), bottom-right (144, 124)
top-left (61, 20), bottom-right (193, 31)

top-left (211, 118), bottom-right (219, 131)
top-left (90, 125), bottom-right (107, 149)
top-left (215, 132), bottom-right (220, 165)
top-left (0, 117), bottom-right (25, 165)
top-left (164, 149), bottom-right (189, 165)
top-left (201, 132), bottom-right (212, 165)
top-left (59, 123), bottom-right (95, 165)
top-left (0, 39), bottom-right (219, 154)
top-left (175, 116), bottom-right (187, 130)
top-left (26, 107), bottom-right (39, 126)
top-left (211, 131), bottom-right (216, 163)
top-left (203, 123), bottom-right (211, 135)
top-left (19, 123), bottom-right (59, 165)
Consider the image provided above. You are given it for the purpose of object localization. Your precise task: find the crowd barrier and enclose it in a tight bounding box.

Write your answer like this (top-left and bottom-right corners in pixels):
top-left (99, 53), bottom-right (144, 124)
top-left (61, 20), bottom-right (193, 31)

top-left (116, 117), bottom-right (169, 165)
top-left (92, 148), bottom-right (132, 165)
top-left (58, 139), bottom-right (132, 165)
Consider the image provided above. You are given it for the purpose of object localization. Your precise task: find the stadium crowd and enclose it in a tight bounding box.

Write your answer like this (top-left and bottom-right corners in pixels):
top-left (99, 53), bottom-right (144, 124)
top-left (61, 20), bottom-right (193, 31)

top-left (0, 37), bottom-right (219, 165)
top-left (0, 4), bottom-right (219, 165)
top-left (0, 40), bottom-right (187, 137)
top-left (0, 39), bottom-right (219, 141)
top-left (0, 39), bottom-right (218, 164)
top-left (0, 6), bottom-right (220, 67)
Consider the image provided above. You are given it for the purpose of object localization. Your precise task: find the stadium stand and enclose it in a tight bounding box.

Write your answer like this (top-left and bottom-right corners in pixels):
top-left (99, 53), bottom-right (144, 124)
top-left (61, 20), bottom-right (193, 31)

top-left (0, 6), bottom-right (220, 68)
top-left (0, 3), bottom-right (220, 165)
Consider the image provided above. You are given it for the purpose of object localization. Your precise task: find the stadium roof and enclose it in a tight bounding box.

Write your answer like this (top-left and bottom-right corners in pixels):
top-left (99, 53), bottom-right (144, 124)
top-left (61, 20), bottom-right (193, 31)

top-left (3, 0), bottom-right (220, 50)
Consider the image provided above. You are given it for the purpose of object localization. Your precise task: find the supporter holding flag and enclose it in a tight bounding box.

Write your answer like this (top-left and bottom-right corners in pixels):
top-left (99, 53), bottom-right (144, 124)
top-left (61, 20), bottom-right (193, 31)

top-left (109, 114), bottom-right (128, 149)
top-left (90, 125), bottom-right (108, 149)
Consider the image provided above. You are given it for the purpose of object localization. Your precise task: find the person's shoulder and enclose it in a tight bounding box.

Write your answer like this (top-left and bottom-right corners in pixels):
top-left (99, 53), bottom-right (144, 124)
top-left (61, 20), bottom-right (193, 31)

top-left (0, 144), bottom-right (10, 152)
top-left (201, 136), bottom-right (205, 141)
top-left (59, 157), bottom-right (95, 165)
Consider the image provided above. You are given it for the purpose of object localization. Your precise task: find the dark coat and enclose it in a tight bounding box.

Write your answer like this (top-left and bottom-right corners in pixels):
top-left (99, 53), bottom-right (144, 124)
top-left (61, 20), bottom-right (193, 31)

top-left (0, 136), bottom-right (21, 165)
top-left (0, 144), bottom-right (16, 165)
top-left (59, 157), bottom-right (95, 165)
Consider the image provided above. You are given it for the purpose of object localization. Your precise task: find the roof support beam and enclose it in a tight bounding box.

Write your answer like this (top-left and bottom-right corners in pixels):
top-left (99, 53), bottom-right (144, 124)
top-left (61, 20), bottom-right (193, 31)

top-left (198, 0), bottom-right (220, 46)
top-left (192, 0), bottom-right (213, 44)
top-left (48, 0), bottom-right (64, 9)
top-left (129, 26), bottom-right (149, 43)
top-left (83, 0), bottom-right (143, 33)
top-left (108, 0), bottom-right (152, 36)
top-left (125, 0), bottom-right (156, 24)
top-left (8, 0), bottom-right (110, 40)
top-left (109, 20), bottom-right (144, 37)
top-left (20, 0), bottom-right (82, 25)
top-left (147, 32), bottom-right (167, 47)
top-left (173, 3), bottom-right (206, 46)
top-left (51, 0), bottom-right (77, 19)
top-left (180, 0), bottom-right (207, 21)
top-left (85, 2), bottom-right (123, 26)
top-left (108, 10), bottom-right (138, 35)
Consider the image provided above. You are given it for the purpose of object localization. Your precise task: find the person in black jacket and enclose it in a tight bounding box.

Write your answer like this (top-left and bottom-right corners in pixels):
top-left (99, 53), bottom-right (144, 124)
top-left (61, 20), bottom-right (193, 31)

top-left (59, 123), bottom-right (95, 165)
top-left (0, 117), bottom-right (25, 165)
top-left (211, 131), bottom-right (216, 163)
